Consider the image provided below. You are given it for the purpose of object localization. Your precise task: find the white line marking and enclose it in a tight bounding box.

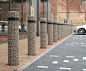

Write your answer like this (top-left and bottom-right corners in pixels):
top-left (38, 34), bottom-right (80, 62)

top-left (17, 34), bottom-right (73, 71)
top-left (50, 55), bottom-right (58, 57)
top-left (37, 66), bottom-right (48, 68)
top-left (73, 59), bottom-right (79, 61)
top-left (66, 56), bottom-right (74, 58)
top-left (76, 43), bottom-right (79, 44)
top-left (63, 60), bottom-right (69, 63)
top-left (52, 61), bottom-right (58, 64)
top-left (80, 45), bottom-right (86, 47)
top-left (83, 57), bottom-right (86, 60)
top-left (83, 69), bottom-right (86, 71)
top-left (59, 67), bottom-right (71, 70)
top-left (66, 44), bottom-right (69, 45)
top-left (81, 43), bottom-right (83, 44)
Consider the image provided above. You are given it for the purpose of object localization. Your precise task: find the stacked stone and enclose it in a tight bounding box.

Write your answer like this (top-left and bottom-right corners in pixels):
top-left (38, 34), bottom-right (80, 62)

top-left (8, 11), bottom-right (19, 66)
top-left (61, 23), bottom-right (63, 39)
top-left (57, 22), bottom-right (61, 40)
top-left (70, 24), bottom-right (72, 34)
top-left (53, 20), bottom-right (57, 42)
top-left (68, 23), bottom-right (70, 35)
top-left (66, 24), bottom-right (68, 36)
top-left (65, 23), bottom-right (68, 37)
top-left (64, 23), bottom-right (66, 38)
top-left (28, 16), bottom-right (36, 55)
top-left (69, 24), bottom-right (71, 34)
top-left (48, 20), bottom-right (53, 45)
top-left (40, 18), bottom-right (47, 48)
top-left (63, 23), bottom-right (65, 38)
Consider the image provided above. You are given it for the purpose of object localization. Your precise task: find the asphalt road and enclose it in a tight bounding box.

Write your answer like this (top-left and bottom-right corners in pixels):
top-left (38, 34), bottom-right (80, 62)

top-left (24, 34), bottom-right (86, 71)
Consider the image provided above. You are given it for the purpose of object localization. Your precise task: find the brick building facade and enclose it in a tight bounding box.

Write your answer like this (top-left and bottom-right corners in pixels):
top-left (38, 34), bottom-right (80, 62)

top-left (57, 0), bottom-right (86, 22)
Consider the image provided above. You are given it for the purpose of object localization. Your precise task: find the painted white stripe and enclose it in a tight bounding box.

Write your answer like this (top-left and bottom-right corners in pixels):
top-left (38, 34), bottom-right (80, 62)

top-left (66, 56), bottom-right (74, 58)
top-left (17, 34), bottom-right (73, 71)
top-left (59, 67), bottom-right (71, 70)
top-left (63, 60), bottom-right (69, 63)
top-left (83, 69), bottom-right (86, 71)
top-left (66, 44), bottom-right (69, 45)
top-left (81, 43), bottom-right (84, 44)
top-left (52, 61), bottom-right (58, 64)
top-left (50, 55), bottom-right (58, 57)
top-left (73, 59), bottom-right (78, 61)
top-left (80, 45), bottom-right (86, 47)
top-left (83, 57), bottom-right (86, 60)
top-left (37, 66), bottom-right (48, 68)
top-left (76, 43), bottom-right (79, 44)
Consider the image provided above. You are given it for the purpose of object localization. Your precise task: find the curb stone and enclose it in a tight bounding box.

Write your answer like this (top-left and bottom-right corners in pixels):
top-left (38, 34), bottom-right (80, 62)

top-left (17, 34), bottom-right (73, 71)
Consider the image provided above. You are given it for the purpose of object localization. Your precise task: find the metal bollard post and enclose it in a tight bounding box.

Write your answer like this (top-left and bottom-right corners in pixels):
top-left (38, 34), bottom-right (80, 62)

top-left (40, 18), bottom-right (47, 48)
top-left (53, 20), bottom-right (57, 42)
top-left (8, 11), bottom-right (19, 66)
top-left (48, 20), bottom-right (53, 45)
top-left (28, 16), bottom-right (36, 55)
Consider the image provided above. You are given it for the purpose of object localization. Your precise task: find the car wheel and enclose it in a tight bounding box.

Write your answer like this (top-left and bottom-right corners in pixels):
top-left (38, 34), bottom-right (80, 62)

top-left (78, 28), bottom-right (85, 35)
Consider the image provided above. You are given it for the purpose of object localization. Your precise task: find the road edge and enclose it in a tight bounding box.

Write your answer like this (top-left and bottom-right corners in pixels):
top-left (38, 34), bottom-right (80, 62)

top-left (17, 34), bottom-right (73, 71)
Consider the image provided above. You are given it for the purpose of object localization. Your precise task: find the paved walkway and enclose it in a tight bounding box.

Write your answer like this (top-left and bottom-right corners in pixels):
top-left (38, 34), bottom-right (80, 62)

top-left (24, 34), bottom-right (86, 71)
top-left (0, 34), bottom-right (68, 71)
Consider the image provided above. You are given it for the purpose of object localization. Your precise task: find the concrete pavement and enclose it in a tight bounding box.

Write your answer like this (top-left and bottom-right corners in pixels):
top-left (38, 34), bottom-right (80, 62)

top-left (23, 34), bottom-right (86, 71)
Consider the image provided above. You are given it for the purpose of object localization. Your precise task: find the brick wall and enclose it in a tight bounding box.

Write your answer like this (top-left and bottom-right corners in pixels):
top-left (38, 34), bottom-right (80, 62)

top-left (0, 3), bottom-right (30, 21)
top-left (57, 0), bottom-right (86, 22)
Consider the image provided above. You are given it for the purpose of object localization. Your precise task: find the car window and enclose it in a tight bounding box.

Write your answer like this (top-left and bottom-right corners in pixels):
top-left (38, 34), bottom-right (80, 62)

top-left (0, 22), bottom-right (8, 26)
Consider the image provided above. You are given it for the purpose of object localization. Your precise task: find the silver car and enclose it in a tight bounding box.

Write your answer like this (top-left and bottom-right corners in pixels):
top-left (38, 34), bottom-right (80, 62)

top-left (74, 25), bottom-right (86, 35)
top-left (0, 21), bottom-right (27, 33)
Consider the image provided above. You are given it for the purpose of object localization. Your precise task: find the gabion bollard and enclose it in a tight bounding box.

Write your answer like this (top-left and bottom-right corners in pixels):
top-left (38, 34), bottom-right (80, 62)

top-left (8, 11), bottom-right (19, 66)
top-left (64, 23), bottom-right (66, 38)
top-left (53, 20), bottom-right (57, 42)
top-left (63, 23), bottom-right (65, 38)
top-left (28, 16), bottom-right (36, 55)
top-left (70, 24), bottom-right (72, 34)
top-left (61, 23), bottom-right (64, 39)
top-left (40, 18), bottom-right (47, 48)
top-left (48, 20), bottom-right (53, 45)
top-left (57, 22), bottom-right (61, 40)
top-left (71, 24), bottom-right (73, 33)
top-left (68, 24), bottom-right (70, 35)
top-left (67, 24), bottom-right (69, 36)
top-left (69, 23), bottom-right (70, 35)
top-left (65, 23), bottom-right (67, 37)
